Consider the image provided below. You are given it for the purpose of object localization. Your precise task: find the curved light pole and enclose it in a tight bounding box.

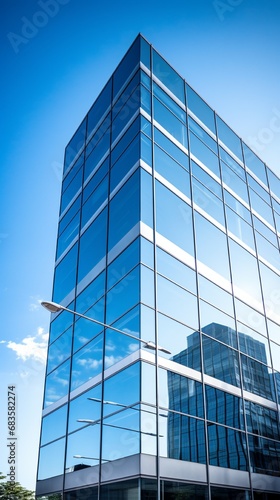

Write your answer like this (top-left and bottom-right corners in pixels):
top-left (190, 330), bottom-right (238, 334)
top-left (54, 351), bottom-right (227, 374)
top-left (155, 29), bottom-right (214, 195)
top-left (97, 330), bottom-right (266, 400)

top-left (41, 300), bottom-right (171, 354)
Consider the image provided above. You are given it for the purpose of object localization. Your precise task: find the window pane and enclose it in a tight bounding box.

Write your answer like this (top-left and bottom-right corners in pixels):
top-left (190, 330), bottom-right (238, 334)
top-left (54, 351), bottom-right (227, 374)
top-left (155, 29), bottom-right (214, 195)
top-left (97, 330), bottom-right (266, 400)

top-left (153, 50), bottom-right (185, 103)
top-left (157, 274), bottom-right (198, 329)
top-left (71, 333), bottom-right (103, 391)
top-left (202, 336), bottom-right (240, 387)
top-left (198, 274), bottom-right (234, 317)
top-left (208, 424), bottom-right (248, 470)
top-left (221, 163), bottom-right (249, 204)
top-left (200, 302), bottom-right (237, 349)
top-left (243, 143), bottom-right (268, 186)
top-left (73, 298), bottom-right (104, 353)
top-left (156, 180), bottom-right (194, 256)
top-left (53, 244), bottom-right (78, 304)
top-left (190, 132), bottom-right (220, 178)
top-left (154, 128), bottom-right (189, 169)
top-left (192, 178), bottom-right (225, 226)
top-left (226, 206), bottom-right (255, 249)
top-left (87, 78), bottom-right (112, 138)
top-left (108, 171), bottom-right (140, 251)
top-left (186, 85), bottom-right (215, 134)
top-left (113, 36), bottom-right (139, 98)
top-left (154, 144), bottom-right (191, 198)
top-left (38, 438), bottom-right (65, 480)
top-left (65, 119), bottom-right (86, 172)
top-left (81, 175), bottom-right (108, 228)
top-left (241, 354), bottom-right (275, 401)
top-left (56, 212), bottom-right (80, 259)
top-left (216, 116), bottom-right (242, 161)
top-left (195, 212), bottom-right (230, 282)
top-left (188, 116), bottom-right (217, 153)
top-left (66, 424), bottom-right (101, 471)
top-left (206, 386), bottom-right (244, 429)
top-left (159, 368), bottom-right (204, 418)
top-left (78, 208), bottom-right (107, 283)
top-left (245, 400), bottom-right (280, 440)
top-left (154, 98), bottom-right (187, 148)
top-left (106, 265), bottom-right (140, 325)
top-left (68, 384), bottom-right (102, 433)
top-left (47, 328), bottom-right (72, 374)
top-left (76, 271), bottom-right (105, 314)
top-left (41, 405), bottom-right (68, 446)
top-left (44, 359), bottom-right (71, 407)
top-left (157, 247), bottom-right (196, 294)
top-left (153, 82), bottom-right (185, 122)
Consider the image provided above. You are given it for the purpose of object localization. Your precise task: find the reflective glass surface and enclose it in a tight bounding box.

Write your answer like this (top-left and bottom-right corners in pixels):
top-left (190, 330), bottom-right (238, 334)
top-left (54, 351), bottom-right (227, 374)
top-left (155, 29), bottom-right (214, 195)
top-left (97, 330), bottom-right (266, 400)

top-left (71, 333), bottom-right (103, 391)
top-left (38, 437), bottom-right (66, 480)
top-left (208, 424), bottom-right (248, 470)
top-left (44, 359), bottom-right (70, 408)
top-left (153, 50), bottom-right (185, 103)
top-left (202, 336), bottom-right (241, 387)
top-left (41, 405), bottom-right (68, 446)
top-left (53, 243), bottom-right (78, 304)
top-left (78, 208), bottom-right (107, 283)
top-left (206, 386), bottom-right (244, 429)
top-left (186, 84), bottom-right (216, 133)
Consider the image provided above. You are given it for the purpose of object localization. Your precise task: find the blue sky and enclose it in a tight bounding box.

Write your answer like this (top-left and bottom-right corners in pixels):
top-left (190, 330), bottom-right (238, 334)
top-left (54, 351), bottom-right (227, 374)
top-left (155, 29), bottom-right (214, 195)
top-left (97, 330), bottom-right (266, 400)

top-left (1, 0), bottom-right (280, 491)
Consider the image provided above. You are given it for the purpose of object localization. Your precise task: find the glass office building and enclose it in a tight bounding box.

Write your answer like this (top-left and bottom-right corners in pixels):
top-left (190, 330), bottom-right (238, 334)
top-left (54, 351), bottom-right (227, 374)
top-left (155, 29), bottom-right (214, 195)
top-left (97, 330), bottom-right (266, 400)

top-left (36, 34), bottom-right (280, 499)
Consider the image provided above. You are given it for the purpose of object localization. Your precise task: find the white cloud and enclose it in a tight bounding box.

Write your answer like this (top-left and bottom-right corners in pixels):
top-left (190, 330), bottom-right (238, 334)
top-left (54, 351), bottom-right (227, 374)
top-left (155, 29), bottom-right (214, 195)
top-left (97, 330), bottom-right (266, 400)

top-left (6, 327), bottom-right (49, 364)
top-left (29, 296), bottom-right (42, 312)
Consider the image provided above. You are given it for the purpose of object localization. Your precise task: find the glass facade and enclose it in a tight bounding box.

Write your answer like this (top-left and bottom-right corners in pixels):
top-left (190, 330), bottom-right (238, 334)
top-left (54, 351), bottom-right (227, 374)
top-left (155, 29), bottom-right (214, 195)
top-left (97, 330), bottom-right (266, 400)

top-left (36, 35), bottom-right (280, 499)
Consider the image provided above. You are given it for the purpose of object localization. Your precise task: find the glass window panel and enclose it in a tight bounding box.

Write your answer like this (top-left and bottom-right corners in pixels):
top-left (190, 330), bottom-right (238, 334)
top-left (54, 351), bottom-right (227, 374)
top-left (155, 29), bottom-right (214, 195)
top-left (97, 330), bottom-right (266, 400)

top-left (142, 362), bottom-right (156, 406)
top-left (267, 166), bottom-right (280, 200)
top-left (163, 481), bottom-right (208, 499)
top-left (157, 247), bottom-right (196, 294)
top-left (41, 405), bottom-right (68, 446)
top-left (101, 480), bottom-right (139, 499)
top-left (253, 214), bottom-right (278, 246)
top-left (103, 362), bottom-right (140, 416)
top-left (110, 135), bottom-right (139, 192)
top-left (83, 158), bottom-right (109, 203)
top-left (191, 160), bottom-right (222, 198)
top-left (49, 305), bottom-right (74, 344)
top-left (211, 488), bottom-right (251, 500)
top-left (255, 231), bottom-right (280, 271)
top-left (234, 298), bottom-right (267, 336)
top-left (154, 145), bottom-right (191, 199)
top-left (219, 147), bottom-right (245, 180)
top-left (221, 162), bottom-right (249, 204)
top-left (208, 424), bottom-right (248, 470)
top-left (159, 412), bottom-right (206, 464)
top-left (73, 297), bottom-right (104, 353)
top-left (141, 133), bottom-right (152, 165)
top-left (113, 36), bottom-right (139, 98)
top-left (141, 265), bottom-right (154, 308)
top-left (192, 178), bottom-right (225, 226)
top-left (66, 423), bottom-right (101, 471)
top-left (153, 50), bottom-right (185, 103)
top-left (108, 238), bottom-right (139, 290)
top-left (112, 86), bottom-right (141, 143)
top-left (159, 368), bottom-right (204, 418)
top-left (104, 305), bottom-right (140, 370)
top-left (81, 175), bottom-right (108, 228)
top-left (112, 70), bottom-right (139, 119)
top-left (158, 313), bottom-right (201, 371)
top-left (53, 244), bottom-right (78, 304)
top-left (267, 319), bottom-right (280, 345)
top-left (226, 206), bottom-right (255, 249)
top-left (229, 238), bottom-right (263, 308)
top-left (102, 406), bottom-right (140, 461)
top-left (154, 99), bottom-right (188, 148)
top-left (64, 118), bottom-right (86, 172)
top-left (108, 170), bottom-right (140, 251)
top-left (259, 262), bottom-right (280, 320)
top-left (56, 212), bottom-right (80, 259)
top-left (71, 333), bottom-right (103, 391)
top-left (243, 143), bottom-right (268, 186)
top-left (190, 132), bottom-right (220, 178)
top-left (154, 128), bottom-right (189, 169)
top-left (248, 434), bottom-right (280, 475)
top-left (237, 323), bottom-right (271, 365)
top-left (156, 180), bottom-right (194, 256)
top-left (216, 116), bottom-right (242, 161)
top-left (87, 78), bottom-right (112, 138)
top-left (157, 274), bottom-right (198, 329)
top-left (272, 195), bottom-right (280, 214)
top-left (141, 237), bottom-right (154, 269)
top-left (58, 195), bottom-right (81, 236)
top-left (206, 386), bottom-right (244, 430)
top-left (250, 189), bottom-right (274, 227)
top-left (202, 335), bottom-right (241, 387)
top-left (38, 437), bottom-right (66, 480)
top-left (188, 116), bottom-right (217, 153)
top-left (140, 84), bottom-right (151, 115)
top-left (78, 208), bottom-right (107, 283)
top-left (141, 168), bottom-right (153, 227)
top-left (200, 302), bottom-right (237, 348)
top-left (44, 359), bottom-right (70, 407)
top-left (245, 400), bottom-right (280, 440)
top-left (186, 85), bottom-right (216, 134)
top-left (47, 327), bottom-right (72, 374)
top-left (68, 384), bottom-right (102, 433)
top-left (140, 36), bottom-right (150, 68)
top-left (62, 154), bottom-right (84, 193)
top-left (76, 271), bottom-right (105, 315)
top-left (106, 265), bottom-right (140, 325)
top-left (195, 212), bottom-right (230, 282)
top-left (248, 174), bottom-right (270, 203)
top-left (270, 341), bottom-right (280, 372)
top-left (84, 131), bottom-right (110, 182)
top-left (60, 167), bottom-right (83, 214)
top-left (111, 116), bottom-right (139, 166)
top-left (224, 189), bottom-right (251, 224)
top-left (153, 83), bottom-right (185, 122)
top-left (241, 354), bottom-right (275, 401)
top-left (198, 274), bottom-right (234, 317)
